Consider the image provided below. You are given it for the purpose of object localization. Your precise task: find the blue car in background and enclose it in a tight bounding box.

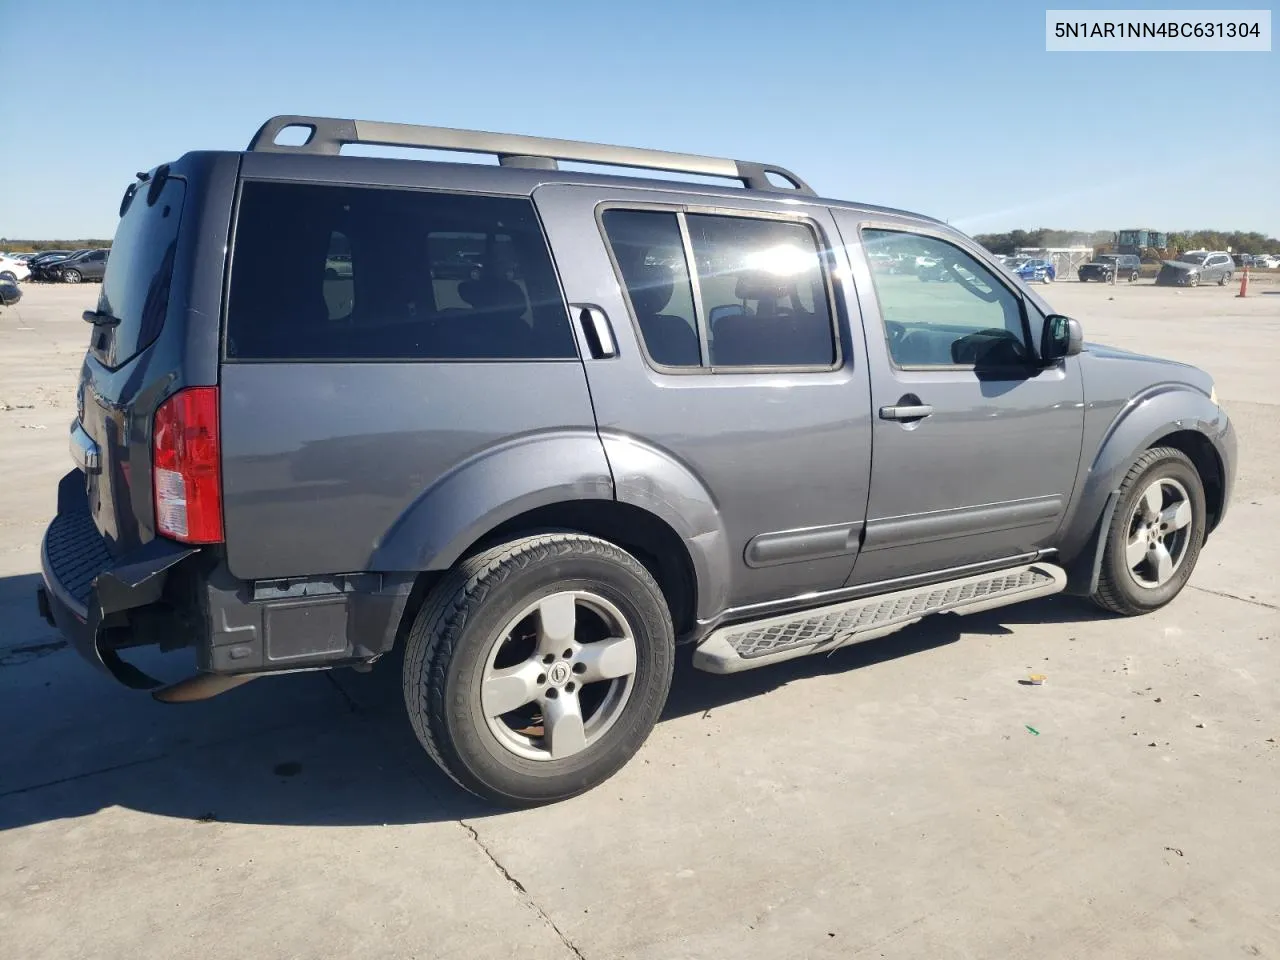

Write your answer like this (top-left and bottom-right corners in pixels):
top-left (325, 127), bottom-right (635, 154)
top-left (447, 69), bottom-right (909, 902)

top-left (1012, 258), bottom-right (1057, 283)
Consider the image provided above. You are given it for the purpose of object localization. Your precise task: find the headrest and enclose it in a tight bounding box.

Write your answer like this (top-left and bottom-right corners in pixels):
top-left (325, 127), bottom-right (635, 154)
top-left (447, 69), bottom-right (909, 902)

top-left (457, 278), bottom-right (527, 315)
top-left (734, 271), bottom-right (791, 302)
top-left (628, 263), bottom-right (675, 316)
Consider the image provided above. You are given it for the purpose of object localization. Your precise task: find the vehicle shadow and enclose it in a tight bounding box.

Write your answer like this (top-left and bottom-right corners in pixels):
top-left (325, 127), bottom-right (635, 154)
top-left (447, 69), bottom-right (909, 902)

top-left (0, 573), bottom-right (1106, 833)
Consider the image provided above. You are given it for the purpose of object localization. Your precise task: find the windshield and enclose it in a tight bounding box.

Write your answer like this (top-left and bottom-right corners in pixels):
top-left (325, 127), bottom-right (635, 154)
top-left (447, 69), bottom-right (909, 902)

top-left (1178, 253), bottom-right (1208, 264)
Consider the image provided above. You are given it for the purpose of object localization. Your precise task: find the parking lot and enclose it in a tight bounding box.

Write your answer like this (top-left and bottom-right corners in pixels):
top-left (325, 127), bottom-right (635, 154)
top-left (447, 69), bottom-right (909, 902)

top-left (1, 279), bottom-right (1278, 958)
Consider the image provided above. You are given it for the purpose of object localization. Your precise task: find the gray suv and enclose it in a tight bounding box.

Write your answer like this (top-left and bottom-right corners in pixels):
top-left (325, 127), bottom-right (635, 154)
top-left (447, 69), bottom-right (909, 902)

top-left (1156, 251), bottom-right (1235, 287)
top-left (37, 115), bottom-right (1237, 806)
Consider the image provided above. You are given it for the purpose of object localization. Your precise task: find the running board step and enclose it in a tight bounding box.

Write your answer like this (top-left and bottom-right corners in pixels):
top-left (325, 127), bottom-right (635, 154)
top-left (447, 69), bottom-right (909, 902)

top-left (692, 562), bottom-right (1066, 674)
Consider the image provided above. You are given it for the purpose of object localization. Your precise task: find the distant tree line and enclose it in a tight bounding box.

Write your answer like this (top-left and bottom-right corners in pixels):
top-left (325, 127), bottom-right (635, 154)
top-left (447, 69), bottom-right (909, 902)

top-left (1161, 231), bottom-right (1280, 256)
top-left (1, 239), bottom-right (113, 253)
top-left (974, 228), bottom-right (1280, 256)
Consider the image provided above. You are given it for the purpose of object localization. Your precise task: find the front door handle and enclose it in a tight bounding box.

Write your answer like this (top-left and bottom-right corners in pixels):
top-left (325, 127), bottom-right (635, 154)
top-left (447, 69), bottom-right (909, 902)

top-left (879, 402), bottom-right (934, 422)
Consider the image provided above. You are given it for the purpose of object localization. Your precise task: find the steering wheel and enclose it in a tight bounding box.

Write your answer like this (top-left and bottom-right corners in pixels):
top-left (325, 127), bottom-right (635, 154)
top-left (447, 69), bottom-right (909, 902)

top-left (952, 327), bottom-right (1029, 365)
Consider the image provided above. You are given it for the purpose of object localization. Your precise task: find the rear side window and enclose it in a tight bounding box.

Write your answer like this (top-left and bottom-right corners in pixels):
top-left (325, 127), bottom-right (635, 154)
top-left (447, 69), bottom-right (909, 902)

top-left (93, 175), bottom-right (185, 369)
top-left (226, 182), bottom-right (576, 361)
top-left (602, 208), bottom-right (836, 371)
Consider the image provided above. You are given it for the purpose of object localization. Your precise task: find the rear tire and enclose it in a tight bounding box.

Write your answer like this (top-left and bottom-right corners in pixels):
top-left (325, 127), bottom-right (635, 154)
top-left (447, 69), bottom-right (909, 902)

top-left (0, 271), bottom-right (15, 282)
top-left (1091, 447), bottom-right (1206, 616)
top-left (402, 533), bottom-right (675, 806)
top-left (1129, 271), bottom-right (1139, 282)
top-left (1218, 272), bottom-right (1230, 286)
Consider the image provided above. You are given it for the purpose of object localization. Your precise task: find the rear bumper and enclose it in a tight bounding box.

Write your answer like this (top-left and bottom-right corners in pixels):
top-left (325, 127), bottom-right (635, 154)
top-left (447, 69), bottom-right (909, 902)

top-left (37, 470), bottom-right (199, 688)
top-left (37, 469), bottom-right (415, 692)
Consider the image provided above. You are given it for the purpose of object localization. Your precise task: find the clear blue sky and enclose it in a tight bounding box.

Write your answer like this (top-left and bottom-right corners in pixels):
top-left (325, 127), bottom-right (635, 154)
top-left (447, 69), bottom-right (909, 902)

top-left (2, 0), bottom-right (1276, 239)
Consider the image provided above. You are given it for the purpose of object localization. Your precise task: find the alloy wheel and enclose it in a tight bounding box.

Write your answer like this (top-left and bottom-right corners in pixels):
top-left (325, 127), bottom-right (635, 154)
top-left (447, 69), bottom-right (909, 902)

top-left (481, 591), bottom-right (638, 761)
top-left (1124, 478), bottom-right (1193, 588)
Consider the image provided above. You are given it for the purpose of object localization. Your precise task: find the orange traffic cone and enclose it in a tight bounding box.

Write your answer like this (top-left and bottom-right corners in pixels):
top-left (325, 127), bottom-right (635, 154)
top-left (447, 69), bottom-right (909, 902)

top-left (1237, 265), bottom-right (1249, 297)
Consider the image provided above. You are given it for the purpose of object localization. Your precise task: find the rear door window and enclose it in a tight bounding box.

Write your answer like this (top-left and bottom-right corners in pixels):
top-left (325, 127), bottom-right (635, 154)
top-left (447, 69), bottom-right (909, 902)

top-left (92, 175), bottom-right (185, 368)
top-left (601, 208), bottom-right (837, 371)
top-left (687, 214), bottom-right (835, 368)
top-left (226, 182), bottom-right (577, 362)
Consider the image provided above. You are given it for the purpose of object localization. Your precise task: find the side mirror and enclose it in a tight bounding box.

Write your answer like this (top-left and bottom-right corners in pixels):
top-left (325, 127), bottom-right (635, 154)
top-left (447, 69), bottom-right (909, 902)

top-left (1040, 314), bottom-right (1083, 363)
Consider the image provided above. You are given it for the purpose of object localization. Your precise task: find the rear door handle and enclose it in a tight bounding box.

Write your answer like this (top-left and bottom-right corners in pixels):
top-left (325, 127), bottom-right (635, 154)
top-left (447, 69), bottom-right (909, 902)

top-left (571, 303), bottom-right (617, 359)
top-left (879, 403), bottom-right (934, 422)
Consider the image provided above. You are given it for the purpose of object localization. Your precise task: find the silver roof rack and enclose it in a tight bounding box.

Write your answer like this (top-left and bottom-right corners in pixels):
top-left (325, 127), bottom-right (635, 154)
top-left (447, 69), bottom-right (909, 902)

top-left (248, 115), bottom-right (816, 196)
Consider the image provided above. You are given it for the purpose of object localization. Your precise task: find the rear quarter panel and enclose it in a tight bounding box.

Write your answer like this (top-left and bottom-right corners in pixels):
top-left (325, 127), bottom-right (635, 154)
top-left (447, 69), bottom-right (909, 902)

top-left (219, 362), bottom-right (610, 579)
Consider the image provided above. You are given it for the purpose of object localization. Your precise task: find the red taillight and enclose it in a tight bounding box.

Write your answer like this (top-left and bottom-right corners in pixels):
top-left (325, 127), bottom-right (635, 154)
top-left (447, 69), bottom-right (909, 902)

top-left (152, 386), bottom-right (223, 544)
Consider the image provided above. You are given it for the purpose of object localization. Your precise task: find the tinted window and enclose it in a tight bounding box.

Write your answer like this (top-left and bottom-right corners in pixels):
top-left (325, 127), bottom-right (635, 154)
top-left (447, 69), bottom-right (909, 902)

top-left (324, 231), bottom-right (353, 321)
top-left (227, 182), bottom-right (576, 361)
top-left (601, 210), bottom-right (700, 367)
top-left (863, 230), bottom-right (1030, 368)
top-left (93, 175), bottom-right (185, 369)
top-left (687, 214), bottom-right (834, 368)
top-left (603, 210), bottom-right (835, 371)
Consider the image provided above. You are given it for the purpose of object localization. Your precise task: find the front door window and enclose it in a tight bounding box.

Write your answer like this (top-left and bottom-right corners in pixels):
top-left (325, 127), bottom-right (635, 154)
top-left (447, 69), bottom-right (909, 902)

top-left (861, 230), bottom-right (1031, 369)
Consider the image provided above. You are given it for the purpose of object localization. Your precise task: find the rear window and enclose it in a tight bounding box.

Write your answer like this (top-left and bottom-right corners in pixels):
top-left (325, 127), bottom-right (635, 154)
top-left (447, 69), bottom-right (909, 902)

top-left (225, 181), bottom-right (576, 361)
top-left (92, 175), bottom-right (185, 368)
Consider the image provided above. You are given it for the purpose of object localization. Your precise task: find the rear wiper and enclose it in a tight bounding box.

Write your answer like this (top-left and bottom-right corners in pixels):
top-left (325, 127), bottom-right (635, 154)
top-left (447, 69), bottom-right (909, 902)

top-left (83, 309), bottom-right (122, 327)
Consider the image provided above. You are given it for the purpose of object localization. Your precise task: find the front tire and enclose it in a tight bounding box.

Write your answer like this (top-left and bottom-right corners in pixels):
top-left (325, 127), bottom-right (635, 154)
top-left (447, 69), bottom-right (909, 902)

top-left (62, 269), bottom-right (82, 284)
top-left (1091, 447), bottom-right (1206, 616)
top-left (402, 533), bottom-right (675, 806)
top-left (0, 271), bottom-right (15, 282)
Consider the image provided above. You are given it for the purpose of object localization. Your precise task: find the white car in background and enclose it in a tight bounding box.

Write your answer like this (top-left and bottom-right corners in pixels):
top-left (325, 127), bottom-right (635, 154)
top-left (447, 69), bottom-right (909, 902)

top-left (0, 253), bottom-right (31, 283)
top-left (1252, 254), bottom-right (1279, 269)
